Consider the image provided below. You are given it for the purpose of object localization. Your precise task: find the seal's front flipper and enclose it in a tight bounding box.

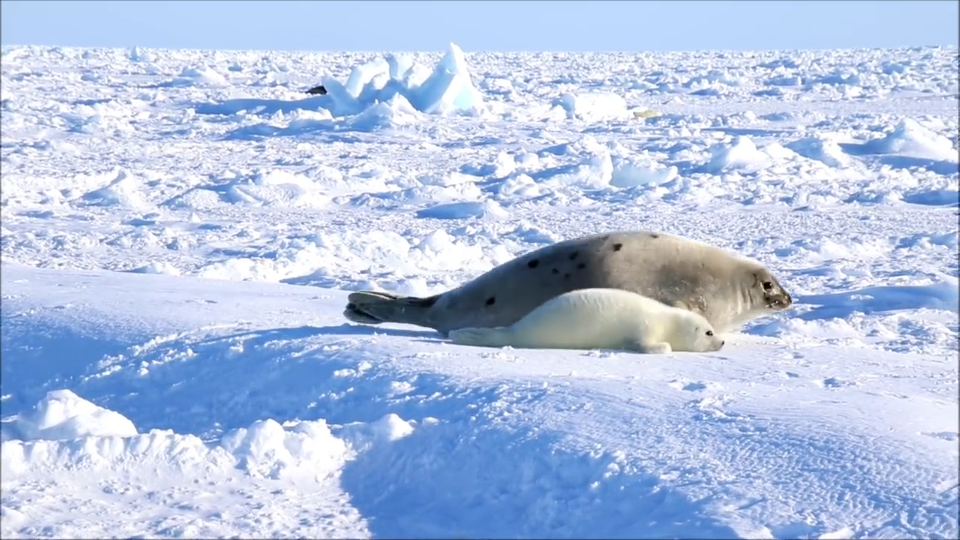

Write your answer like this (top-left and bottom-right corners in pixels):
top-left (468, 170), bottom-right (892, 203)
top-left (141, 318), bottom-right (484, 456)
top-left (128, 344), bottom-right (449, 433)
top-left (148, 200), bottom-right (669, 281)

top-left (629, 341), bottom-right (672, 354)
top-left (448, 327), bottom-right (512, 348)
top-left (343, 290), bottom-right (440, 329)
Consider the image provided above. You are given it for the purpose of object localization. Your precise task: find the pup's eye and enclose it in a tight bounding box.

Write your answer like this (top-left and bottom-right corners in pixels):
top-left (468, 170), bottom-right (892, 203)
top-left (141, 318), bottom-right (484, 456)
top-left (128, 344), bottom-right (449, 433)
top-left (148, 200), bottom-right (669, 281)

top-left (762, 281), bottom-right (774, 291)
top-left (706, 330), bottom-right (714, 336)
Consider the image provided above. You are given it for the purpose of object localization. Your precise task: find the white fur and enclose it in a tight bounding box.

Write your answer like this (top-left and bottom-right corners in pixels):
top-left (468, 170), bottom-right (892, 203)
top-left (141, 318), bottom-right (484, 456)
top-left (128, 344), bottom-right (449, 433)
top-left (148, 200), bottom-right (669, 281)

top-left (448, 288), bottom-right (725, 354)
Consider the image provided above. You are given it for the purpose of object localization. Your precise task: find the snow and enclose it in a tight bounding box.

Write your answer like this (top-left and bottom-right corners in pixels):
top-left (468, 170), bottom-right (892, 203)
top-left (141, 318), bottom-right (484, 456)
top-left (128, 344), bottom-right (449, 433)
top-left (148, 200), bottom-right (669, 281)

top-left (11, 389), bottom-right (138, 441)
top-left (1, 41), bottom-right (958, 539)
top-left (857, 118), bottom-right (959, 161)
top-left (416, 200), bottom-right (509, 220)
top-left (555, 92), bottom-right (630, 122)
top-left (162, 65), bottom-right (230, 87)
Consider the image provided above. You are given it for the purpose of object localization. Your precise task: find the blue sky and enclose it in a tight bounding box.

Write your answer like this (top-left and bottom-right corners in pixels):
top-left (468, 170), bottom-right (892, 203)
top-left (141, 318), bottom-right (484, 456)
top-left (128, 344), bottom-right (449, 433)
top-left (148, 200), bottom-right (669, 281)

top-left (2, 0), bottom-right (957, 52)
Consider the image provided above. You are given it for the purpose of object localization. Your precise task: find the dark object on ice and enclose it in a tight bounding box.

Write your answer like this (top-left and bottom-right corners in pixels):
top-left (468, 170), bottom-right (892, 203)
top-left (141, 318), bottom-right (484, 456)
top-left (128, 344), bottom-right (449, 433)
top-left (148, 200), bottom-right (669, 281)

top-left (305, 84), bottom-right (327, 95)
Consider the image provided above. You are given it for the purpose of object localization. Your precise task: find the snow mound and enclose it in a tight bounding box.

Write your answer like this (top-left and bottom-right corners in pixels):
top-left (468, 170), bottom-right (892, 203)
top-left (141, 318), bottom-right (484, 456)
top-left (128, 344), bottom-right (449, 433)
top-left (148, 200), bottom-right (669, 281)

top-left (220, 418), bottom-right (348, 480)
top-left (345, 94), bottom-right (423, 131)
top-left (77, 169), bottom-right (150, 209)
top-left (416, 200), bottom-right (509, 220)
top-left (337, 413), bottom-right (417, 452)
top-left (227, 169), bottom-right (331, 207)
top-left (554, 92), bottom-right (630, 122)
top-left (409, 229), bottom-right (489, 272)
top-left (129, 261), bottom-right (182, 276)
top-left (786, 135), bottom-right (853, 168)
top-left (164, 65), bottom-right (229, 87)
top-left (611, 156), bottom-right (679, 187)
top-left (861, 119), bottom-right (959, 161)
top-left (551, 151), bottom-right (614, 190)
top-left (478, 135), bottom-right (683, 196)
top-left (3, 389), bottom-right (362, 483)
top-left (495, 173), bottom-right (543, 199)
top-left (13, 390), bottom-right (138, 441)
top-left (168, 169), bottom-right (335, 210)
top-left (418, 170), bottom-right (486, 187)
top-left (705, 136), bottom-right (773, 173)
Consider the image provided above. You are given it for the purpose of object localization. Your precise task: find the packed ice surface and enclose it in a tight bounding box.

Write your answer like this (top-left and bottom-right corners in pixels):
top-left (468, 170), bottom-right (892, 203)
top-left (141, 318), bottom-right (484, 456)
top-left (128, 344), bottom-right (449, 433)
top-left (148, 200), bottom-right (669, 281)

top-left (1, 42), bottom-right (958, 539)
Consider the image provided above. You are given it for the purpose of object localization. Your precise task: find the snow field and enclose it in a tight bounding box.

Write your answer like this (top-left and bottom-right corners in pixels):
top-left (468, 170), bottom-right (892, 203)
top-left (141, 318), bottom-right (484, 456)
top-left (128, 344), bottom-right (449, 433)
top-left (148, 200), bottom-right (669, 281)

top-left (1, 41), bottom-right (958, 538)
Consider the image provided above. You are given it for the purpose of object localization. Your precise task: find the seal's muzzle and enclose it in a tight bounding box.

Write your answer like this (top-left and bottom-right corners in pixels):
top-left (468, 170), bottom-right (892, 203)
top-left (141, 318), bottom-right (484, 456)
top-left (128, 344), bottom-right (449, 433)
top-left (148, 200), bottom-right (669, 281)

top-left (767, 291), bottom-right (792, 310)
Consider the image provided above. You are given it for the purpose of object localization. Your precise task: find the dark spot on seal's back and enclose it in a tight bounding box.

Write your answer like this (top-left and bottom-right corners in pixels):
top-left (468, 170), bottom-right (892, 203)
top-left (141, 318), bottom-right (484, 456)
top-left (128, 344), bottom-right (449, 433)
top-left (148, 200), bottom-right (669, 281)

top-left (527, 259), bottom-right (540, 269)
top-left (613, 243), bottom-right (623, 251)
top-left (552, 268), bottom-right (559, 274)
top-left (576, 262), bottom-right (586, 270)
top-left (569, 251), bottom-right (579, 260)
top-left (485, 297), bottom-right (496, 306)
top-left (650, 233), bottom-right (660, 239)
top-left (563, 273), bottom-right (571, 280)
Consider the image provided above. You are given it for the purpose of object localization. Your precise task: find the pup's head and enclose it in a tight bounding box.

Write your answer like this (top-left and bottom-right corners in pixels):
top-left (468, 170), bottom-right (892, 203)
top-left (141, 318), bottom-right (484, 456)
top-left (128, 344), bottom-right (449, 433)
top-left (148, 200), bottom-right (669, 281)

top-left (685, 319), bottom-right (726, 352)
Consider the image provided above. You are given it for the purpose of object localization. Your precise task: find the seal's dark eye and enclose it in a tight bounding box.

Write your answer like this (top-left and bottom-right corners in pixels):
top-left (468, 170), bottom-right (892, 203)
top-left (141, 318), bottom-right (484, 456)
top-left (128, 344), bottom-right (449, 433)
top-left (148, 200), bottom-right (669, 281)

top-left (706, 330), bottom-right (714, 336)
top-left (762, 281), bottom-right (774, 291)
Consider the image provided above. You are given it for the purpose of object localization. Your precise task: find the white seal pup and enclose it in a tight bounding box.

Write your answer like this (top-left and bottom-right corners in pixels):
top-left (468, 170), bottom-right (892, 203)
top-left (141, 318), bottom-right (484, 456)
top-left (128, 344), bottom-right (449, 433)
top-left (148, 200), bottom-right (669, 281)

top-left (448, 288), bottom-right (726, 354)
top-left (344, 230), bottom-right (793, 336)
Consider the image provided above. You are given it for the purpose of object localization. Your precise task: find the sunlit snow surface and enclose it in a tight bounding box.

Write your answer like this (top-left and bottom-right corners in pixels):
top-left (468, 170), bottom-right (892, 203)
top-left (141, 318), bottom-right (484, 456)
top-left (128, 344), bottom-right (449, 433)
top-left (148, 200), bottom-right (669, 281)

top-left (1, 43), bottom-right (958, 539)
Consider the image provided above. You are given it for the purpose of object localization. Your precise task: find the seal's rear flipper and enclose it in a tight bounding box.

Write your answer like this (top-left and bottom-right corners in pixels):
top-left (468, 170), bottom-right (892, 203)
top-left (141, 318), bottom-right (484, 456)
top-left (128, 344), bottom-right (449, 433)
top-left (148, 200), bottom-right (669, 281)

top-left (343, 290), bottom-right (440, 328)
top-left (343, 306), bottom-right (383, 325)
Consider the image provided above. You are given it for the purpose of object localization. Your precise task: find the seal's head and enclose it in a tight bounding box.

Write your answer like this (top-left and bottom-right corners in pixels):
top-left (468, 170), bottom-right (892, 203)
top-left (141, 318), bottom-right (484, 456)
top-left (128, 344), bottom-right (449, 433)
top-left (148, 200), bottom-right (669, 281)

top-left (750, 269), bottom-right (793, 312)
top-left (686, 319), bottom-right (726, 352)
